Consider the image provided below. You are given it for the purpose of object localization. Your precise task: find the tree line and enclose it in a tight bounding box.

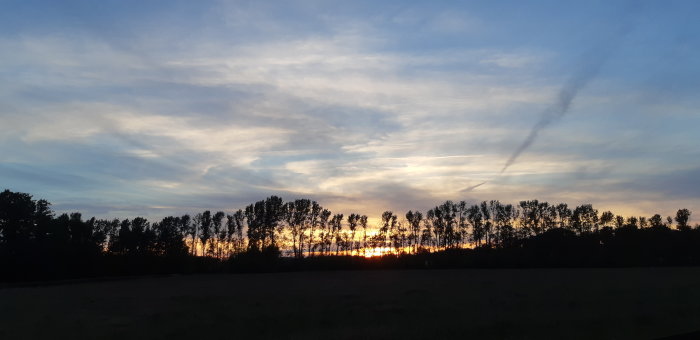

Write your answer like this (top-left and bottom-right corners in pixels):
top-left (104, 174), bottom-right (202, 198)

top-left (0, 189), bottom-right (698, 280)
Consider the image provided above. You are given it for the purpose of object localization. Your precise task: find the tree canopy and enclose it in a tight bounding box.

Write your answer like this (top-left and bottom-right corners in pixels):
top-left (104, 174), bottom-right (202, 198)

top-left (1, 189), bottom-right (699, 281)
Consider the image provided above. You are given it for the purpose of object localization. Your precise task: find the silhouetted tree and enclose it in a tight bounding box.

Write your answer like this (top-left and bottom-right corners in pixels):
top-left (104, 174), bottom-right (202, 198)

top-left (0, 190), bottom-right (37, 245)
top-left (316, 209), bottom-right (332, 255)
top-left (330, 213), bottom-right (344, 255)
top-left (639, 216), bottom-right (648, 229)
top-left (359, 214), bottom-right (368, 256)
top-left (212, 211), bottom-right (225, 257)
top-left (153, 216), bottom-right (188, 257)
top-left (285, 199), bottom-right (312, 258)
top-left (406, 210), bottom-right (423, 253)
top-left (556, 203), bottom-right (572, 230)
top-left (178, 214), bottom-right (192, 254)
top-left (675, 209), bottom-right (692, 231)
top-left (649, 214), bottom-right (664, 228)
top-left (572, 204), bottom-right (598, 234)
top-left (245, 196), bottom-right (284, 253)
top-left (614, 215), bottom-right (625, 229)
top-left (467, 204), bottom-right (484, 247)
top-left (481, 201), bottom-right (496, 246)
top-left (226, 210), bottom-right (245, 256)
top-left (7, 188), bottom-right (700, 280)
top-left (600, 211), bottom-right (614, 228)
top-left (307, 201), bottom-right (322, 257)
top-left (347, 213), bottom-right (359, 255)
top-left (195, 211), bottom-right (212, 256)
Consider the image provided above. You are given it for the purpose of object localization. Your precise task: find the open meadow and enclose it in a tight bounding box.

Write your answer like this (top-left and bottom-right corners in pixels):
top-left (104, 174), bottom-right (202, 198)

top-left (2, 267), bottom-right (700, 339)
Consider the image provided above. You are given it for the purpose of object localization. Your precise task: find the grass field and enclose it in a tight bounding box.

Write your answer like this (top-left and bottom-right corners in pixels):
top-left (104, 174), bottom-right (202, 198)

top-left (2, 268), bottom-right (700, 339)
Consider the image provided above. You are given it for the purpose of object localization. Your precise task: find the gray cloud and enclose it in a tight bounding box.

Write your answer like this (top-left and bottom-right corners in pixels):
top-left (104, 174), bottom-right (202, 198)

top-left (0, 162), bottom-right (95, 190)
top-left (617, 167), bottom-right (700, 200)
top-left (1, 1), bottom-right (699, 220)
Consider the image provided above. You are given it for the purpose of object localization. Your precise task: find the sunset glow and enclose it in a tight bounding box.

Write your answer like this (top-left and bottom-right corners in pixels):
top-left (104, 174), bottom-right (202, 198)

top-left (363, 247), bottom-right (400, 258)
top-left (3, 3), bottom-right (700, 340)
top-left (1, 1), bottom-right (698, 221)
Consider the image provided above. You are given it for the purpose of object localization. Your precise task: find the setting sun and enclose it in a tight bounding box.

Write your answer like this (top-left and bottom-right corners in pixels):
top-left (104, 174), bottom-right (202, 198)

top-left (3, 1), bottom-right (700, 339)
top-left (363, 247), bottom-right (396, 258)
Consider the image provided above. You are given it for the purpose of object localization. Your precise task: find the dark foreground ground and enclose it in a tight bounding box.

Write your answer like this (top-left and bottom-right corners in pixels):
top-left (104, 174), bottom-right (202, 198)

top-left (2, 268), bottom-right (700, 339)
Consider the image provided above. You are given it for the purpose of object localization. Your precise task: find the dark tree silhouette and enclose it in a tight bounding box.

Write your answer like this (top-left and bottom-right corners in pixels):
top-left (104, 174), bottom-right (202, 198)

top-left (307, 201), bottom-right (322, 257)
top-left (406, 210), bottom-right (423, 253)
top-left (226, 210), bottom-right (245, 256)
top-left (245, 196), bottom-right (284, 253)
top-left (193, 211), bottom-right (212, 256)
top-left (3, 188), bottom-right (700, 281)
top-left (649, 214), bottom-right (663, 228)
top-left (152, 216), bottom-right (188, 257)
top-left (330, 213), bottom-right (344, 255)
top-left (347, 213), bottom-right (359, 255)
top-left (0, 190), bottom-right (38, 245)
top-left (285, 199), bottom-right (311, 258)
top-left (572, 204), bottom-right (598, 234)
top-left (359, 214), bottom-right (368, 256)
top-left (600, 211), bottom-right (614, 228)
top-left (675, 209), bottom-right (692, 230)
top-left (212, 211), bottom-right (225, 257)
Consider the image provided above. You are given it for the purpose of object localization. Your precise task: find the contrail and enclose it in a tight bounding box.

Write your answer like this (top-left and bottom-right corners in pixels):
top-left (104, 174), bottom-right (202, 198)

top-left (462, 46), bottom-right (615, 193)
top-left (499, 9), bottom-right (641, 174)
top-left (461, 181), bottom-right (486, 192)
top-left (460, 13), bottom-right (637, 193)
top-left (500, 43), bottom-right (615, 174)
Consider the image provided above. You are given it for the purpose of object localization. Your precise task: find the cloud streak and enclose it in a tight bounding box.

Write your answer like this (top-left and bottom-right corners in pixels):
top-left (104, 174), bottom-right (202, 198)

top-left (500, 26), bottom-right (630, 174)
top-left (2, 1), bottom-right (699, 220)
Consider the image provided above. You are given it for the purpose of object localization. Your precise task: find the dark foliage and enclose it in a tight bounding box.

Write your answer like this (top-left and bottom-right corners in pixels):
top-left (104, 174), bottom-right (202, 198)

top-left (1, 189), bottom-right (699, 281)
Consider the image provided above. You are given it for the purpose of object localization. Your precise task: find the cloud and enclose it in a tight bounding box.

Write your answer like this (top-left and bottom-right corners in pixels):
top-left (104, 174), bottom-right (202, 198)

top-left (617, 167), bottom-right (700, 201)
top-left (1, 1), bottom-right (699, 221)
top-left (480, 53), bottom-right (539, 68)
top-left (0, 162), bottom-right (95, 189)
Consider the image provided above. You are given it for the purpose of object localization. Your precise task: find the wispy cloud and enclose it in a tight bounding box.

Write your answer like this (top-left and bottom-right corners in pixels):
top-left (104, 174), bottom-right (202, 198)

top-left (1, 1), bottom-right (699, 220)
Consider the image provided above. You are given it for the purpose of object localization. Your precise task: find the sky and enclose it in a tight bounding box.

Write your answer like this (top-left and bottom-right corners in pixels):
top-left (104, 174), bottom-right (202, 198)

top-left (1, 0), bottom-right (699, 222)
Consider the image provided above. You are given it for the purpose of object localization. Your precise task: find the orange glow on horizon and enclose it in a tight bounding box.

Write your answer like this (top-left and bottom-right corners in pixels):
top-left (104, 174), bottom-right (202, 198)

top-left (363, 247), bottom-right (395, 258)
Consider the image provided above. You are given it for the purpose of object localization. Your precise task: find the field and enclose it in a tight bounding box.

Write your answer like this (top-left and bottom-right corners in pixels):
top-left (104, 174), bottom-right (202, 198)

top-left (2, 268), bottom-right (700, 339)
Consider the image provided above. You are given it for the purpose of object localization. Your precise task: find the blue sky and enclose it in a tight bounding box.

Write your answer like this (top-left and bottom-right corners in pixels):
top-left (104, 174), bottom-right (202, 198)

top-left (1, 0), bottom-right (699, 221)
